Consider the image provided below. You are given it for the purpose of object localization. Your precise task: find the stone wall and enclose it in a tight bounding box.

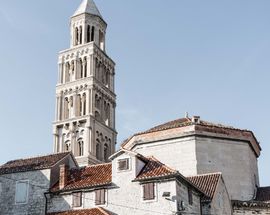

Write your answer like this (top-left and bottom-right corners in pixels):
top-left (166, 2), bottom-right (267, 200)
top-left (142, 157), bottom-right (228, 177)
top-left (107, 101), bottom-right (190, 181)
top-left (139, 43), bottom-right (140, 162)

top-left (196, 136), bottom-right (259, 201)
top-left (0, 169), bottom-right (51, 215)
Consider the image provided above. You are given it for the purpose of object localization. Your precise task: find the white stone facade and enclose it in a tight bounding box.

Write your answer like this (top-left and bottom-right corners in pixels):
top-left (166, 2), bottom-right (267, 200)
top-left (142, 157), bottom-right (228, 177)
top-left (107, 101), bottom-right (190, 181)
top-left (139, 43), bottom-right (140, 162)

top-left (53, 0), bottom-right (117, 167)
top-left (129, 125), bottom-right (259, 201)
top-left (48, 151), bottom-right (202, 215)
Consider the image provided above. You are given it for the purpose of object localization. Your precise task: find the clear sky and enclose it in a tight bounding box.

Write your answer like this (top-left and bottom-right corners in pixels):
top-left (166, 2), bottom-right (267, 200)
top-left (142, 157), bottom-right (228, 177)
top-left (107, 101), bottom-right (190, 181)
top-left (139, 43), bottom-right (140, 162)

top-left (0, 0), bottom-right (269, 185)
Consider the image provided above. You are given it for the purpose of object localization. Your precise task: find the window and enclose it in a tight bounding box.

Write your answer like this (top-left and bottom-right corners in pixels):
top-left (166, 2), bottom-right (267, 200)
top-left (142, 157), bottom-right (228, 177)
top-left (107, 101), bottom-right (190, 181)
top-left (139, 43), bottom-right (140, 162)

top-left (143, 183), bottom-right (155, 201)
top-left (95, 189), bottom-right (105, 205)
top-left (118, 158), bottom-right (129, 171)
top-left (188, 187), bottom-right (193, 205)
top-left (72, 192), bottom-right (82, 208)
top-left (87, 25), bottom-right (91, 43)
top-left (91, 26), bottom-right (95, 42)
top-left (15, 180), bottom-right (29, 204)
top-left (78, 140), bottom-right (84, 156)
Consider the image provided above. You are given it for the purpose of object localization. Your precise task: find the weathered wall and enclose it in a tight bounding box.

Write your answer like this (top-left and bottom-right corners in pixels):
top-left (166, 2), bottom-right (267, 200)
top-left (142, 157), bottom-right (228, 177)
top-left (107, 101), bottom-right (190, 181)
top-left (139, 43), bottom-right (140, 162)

top-left (208, 178), bottom-right (232, 215)
top-left (195, 136), bottom-right (259, 201)
top-left (134, 136), bottom-right (198, 176)
top-left (0, 169), bottom-right (50, 215)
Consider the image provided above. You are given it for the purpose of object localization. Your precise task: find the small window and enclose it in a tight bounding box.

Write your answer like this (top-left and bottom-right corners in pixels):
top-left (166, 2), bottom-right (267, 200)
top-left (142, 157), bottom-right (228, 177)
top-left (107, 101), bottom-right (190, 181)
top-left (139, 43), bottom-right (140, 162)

top-left (15, 180), bottom-right (29, 204)
top-left (188, 187), bottom-right (193, 205)
top-left (95, 189), bottom-right (105, 205)
top-left (118, 158), bottom-right (129, 171)
top-left (143, 183), bottom-right (155, 200)
top-left (72, 192), bottom-right (82, 208)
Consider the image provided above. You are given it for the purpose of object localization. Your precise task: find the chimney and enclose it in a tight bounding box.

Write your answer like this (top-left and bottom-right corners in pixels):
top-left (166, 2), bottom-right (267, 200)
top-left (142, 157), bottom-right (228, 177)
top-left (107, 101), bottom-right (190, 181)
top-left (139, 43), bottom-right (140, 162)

top-left (59, 164), bottom-right (69, 189)
top-left (192, 116), bottom-right (200, 124)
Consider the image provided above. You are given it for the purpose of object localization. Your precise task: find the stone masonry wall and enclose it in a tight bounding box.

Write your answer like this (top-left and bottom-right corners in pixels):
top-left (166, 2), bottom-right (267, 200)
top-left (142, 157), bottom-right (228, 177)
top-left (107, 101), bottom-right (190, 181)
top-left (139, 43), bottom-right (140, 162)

top-left (0, 169), bottom-right (51, 215)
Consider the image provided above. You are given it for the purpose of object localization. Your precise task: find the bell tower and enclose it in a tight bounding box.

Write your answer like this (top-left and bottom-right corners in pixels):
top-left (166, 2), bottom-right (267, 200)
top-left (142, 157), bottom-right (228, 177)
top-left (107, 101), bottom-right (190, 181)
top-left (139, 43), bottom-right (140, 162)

top-left (53, 0), bottom-right (117, 166)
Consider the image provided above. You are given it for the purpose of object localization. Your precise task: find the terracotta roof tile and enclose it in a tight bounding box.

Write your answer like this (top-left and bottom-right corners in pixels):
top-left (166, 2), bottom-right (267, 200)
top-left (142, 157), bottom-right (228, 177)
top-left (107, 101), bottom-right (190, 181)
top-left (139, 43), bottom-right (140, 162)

top-left (255, 187), bottom-right (270, 202)
top-left (51, 163), bottom-right (112, 192)
top-left (0, 152), bottom-right (70, 175)
top-left (47, 208), bottom-right (111, 215)
top-left (135, 157), bottom-right (177, 180)
top-left (122, 117), bottom-right (261, 157)
top-left (187, 173), bottom-right (221, 202)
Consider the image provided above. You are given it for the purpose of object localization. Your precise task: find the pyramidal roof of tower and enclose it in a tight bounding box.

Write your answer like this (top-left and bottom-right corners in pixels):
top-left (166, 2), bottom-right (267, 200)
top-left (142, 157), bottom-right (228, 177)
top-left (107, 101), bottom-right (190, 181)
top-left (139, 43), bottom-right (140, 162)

top-left (73, 0), bottom-right (102, 18)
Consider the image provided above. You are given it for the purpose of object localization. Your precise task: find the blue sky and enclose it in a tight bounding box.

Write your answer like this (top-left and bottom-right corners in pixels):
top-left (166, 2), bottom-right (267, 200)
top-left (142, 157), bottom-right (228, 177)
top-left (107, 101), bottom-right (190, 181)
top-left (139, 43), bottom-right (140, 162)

top-left (0, 0), bottom-right (269, 185)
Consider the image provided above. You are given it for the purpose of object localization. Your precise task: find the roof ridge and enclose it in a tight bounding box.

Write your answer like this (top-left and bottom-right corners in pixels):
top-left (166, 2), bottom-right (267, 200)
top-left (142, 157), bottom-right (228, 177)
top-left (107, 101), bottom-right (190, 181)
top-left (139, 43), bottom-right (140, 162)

top-left (85, 162), bottom-right (112, 168)
top-left (187, 172), bottom-right (222, 178)
top-left (4, 152), bottom-right (70, 164)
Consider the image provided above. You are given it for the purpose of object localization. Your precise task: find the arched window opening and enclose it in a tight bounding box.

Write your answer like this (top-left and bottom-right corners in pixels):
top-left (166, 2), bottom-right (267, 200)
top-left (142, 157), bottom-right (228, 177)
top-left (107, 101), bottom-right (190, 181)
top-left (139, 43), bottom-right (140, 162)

top-left (82, 94), bottom-right (87, 116)
top-left (106, 104), bottom-right (110, 126)
top-left (105, 70), bottom-right (110, 87)
top-left (78, 140), bottom-right (84, 156)
top-left (87, 25), bottom-right (91, 43)
top-left (95, 95), bottom-right (99, 108)
top-left (84, 57), bottom-right (87, 78)
top-left (99, 30), bottom-right (105, 51)
top-left (65, 141), bottom-right (71, 152)
top-left (77, 94), bottom-right (82, 116)
top-left (79, 26), bottom-right (83, 44)
top-left (79, 59), bottom-right (83, 79)
top-left (65, 63), bottom-right (70, 83)
top-left (102, 66), bottom-right (106, 84)
top-left (91, 26), bottom-right (95, 42)
top-left (75, 27), bottom-right (79, 45)
top-left (64, 98), bottom-right (69, 119)
top-left (104, 143), bottom-right (110, 162)
top-left (69, 96), bottom-right (73, 118)
top-left (96, 139), bottom-right (101, 160)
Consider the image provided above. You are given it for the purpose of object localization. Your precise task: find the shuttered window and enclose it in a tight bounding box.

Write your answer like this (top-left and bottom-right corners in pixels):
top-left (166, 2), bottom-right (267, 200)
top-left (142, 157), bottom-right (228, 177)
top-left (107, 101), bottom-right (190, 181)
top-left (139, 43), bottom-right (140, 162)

top-left (72, 192), bottom-right (82, 207)
top-left (118, 159), bottom-right (129, 171)
top-left (143, 183), bottom-right (155, 200)
top-left (95, 189), bottom-right (106, 205)
top-left (188, 187), bottom-right (193, 205)
top-left (15, 180), bottom-right (29, 204)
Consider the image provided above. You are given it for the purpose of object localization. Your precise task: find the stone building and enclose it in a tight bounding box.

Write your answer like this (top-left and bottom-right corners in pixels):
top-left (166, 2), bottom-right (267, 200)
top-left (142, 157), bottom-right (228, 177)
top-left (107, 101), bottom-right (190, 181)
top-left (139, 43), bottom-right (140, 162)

top-left (122, 116), bottom-right (260, 202)
top-left (0, 152), bottom-right (77, 215)
top-left (1, 0), bottom-right (270, 214)
top-left (53, 0), bottom-right (117, 167)
top-left (47, 149), bottom-right (204, 215)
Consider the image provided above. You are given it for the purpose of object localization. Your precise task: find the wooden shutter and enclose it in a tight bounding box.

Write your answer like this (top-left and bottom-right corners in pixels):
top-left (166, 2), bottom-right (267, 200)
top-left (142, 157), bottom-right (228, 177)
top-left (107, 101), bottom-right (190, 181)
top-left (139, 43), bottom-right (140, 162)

top-left (95, 190), bottom-right (101, 205)
top-left (95, 189), bottom-right (106, 205)
top-left (143, 183), bottom-right (155, 200)
top-left (100, 189), bottom-right (105, 205)
top-left (72, 192), bottom-right (82, 207)
top-left (118, 159), bottom-right (129, 171)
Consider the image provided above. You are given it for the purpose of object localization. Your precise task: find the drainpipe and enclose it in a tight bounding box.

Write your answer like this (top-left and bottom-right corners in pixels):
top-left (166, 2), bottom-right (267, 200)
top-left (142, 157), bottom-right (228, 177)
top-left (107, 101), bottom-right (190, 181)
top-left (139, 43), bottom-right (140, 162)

top-left (44, 192), bottom-right (50, 215)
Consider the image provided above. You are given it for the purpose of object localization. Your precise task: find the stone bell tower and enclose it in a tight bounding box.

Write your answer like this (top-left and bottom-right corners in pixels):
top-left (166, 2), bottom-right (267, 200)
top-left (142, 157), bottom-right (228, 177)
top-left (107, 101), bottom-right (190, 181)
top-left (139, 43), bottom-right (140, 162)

top-left (53, 0), bottom-right (117, 166)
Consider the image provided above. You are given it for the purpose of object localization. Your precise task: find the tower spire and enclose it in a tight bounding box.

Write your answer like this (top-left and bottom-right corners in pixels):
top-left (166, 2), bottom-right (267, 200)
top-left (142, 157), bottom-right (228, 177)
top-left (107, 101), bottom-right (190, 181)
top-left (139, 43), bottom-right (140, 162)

top-left (73, 0), bottom-right (102, 18)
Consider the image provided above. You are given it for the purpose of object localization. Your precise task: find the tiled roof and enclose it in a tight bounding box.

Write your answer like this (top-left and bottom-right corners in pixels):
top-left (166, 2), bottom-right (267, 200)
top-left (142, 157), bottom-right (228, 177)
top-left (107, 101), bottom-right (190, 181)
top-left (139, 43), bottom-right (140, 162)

top-left (0, 152), bottom-right (70, 175)
top-left (48, 208), bottom-right (111, 215)
top-left (187, 173), bottom-right (221, 202)
top-left (51, 163), bottom-right (112, 192)
top-left (255, 187), bottom-right (270, 202)
top-left (122, 117), bottom-right (261, 156)
top-left (135, 157), bottom-right (177, 181)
